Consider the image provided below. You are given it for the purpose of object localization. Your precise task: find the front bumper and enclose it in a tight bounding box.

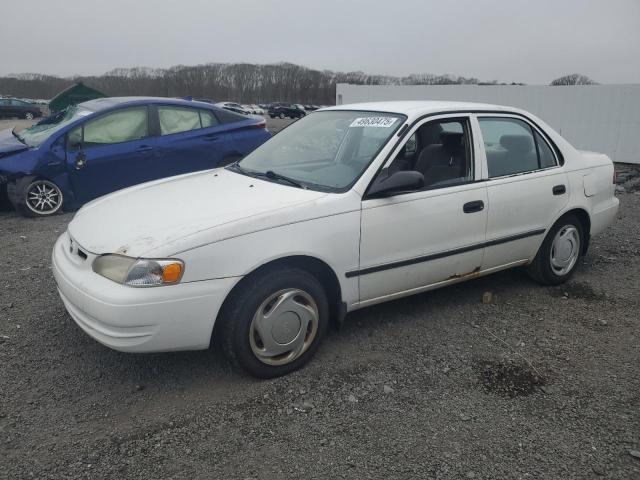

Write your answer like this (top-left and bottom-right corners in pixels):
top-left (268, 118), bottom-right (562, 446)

top-left (52, 231), bottom-right (240, 353)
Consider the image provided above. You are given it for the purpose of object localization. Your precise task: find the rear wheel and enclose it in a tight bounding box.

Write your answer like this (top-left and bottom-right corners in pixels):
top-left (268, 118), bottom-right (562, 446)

top-left (9, 176), bottom-right (64, 217)
top-left (216, 267), bottom-right (329, 378)
top-left (527, 214), bottom-right (583, 285)
top-left (278, 112), bottom-right (285, 119)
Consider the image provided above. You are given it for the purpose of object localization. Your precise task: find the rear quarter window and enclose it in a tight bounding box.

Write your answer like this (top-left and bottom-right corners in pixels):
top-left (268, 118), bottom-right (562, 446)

top-left (215, 108), bottom-right (246, 124)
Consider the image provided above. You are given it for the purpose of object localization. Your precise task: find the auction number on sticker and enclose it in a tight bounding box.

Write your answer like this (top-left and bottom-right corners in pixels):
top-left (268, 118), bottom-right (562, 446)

top-left (349, 117), bottom-right (397, 128)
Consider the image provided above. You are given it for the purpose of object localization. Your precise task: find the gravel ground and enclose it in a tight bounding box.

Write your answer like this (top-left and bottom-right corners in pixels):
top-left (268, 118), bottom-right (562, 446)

top-left (1, 126), bottom-right (639, 478)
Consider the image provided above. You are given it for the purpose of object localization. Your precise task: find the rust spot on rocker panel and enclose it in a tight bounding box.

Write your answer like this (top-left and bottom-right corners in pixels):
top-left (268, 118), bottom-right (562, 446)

top-left (448, 266), bottom-right (481, 280)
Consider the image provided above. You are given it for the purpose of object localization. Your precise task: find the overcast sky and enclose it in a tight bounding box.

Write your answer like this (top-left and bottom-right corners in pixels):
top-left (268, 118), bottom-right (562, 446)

top-left (2, 0), bottom-right (639, 84)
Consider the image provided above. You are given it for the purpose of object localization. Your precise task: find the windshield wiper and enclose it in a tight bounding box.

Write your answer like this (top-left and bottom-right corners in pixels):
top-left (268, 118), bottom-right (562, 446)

top-left (226, 163), bottom-right (306, 189)
top-left (264, 170), bottom-right (306, 189)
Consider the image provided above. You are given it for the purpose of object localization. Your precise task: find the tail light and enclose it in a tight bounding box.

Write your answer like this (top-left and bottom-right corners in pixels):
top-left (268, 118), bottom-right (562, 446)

top-left (253, 120), bottom-right (266, 129)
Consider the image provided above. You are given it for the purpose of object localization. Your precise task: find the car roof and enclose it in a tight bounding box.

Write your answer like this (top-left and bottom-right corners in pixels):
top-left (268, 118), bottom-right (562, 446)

top-left (79, 96), bottom-right (215, 112)
top-left (320, 101), bottom-right (520, 117)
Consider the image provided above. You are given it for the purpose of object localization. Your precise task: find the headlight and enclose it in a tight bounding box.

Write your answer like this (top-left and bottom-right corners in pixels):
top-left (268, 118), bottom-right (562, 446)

top-left (92, 255), bottom-right (184, 287)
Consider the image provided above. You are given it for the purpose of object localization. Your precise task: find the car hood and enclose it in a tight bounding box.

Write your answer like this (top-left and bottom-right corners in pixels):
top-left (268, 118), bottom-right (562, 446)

top-left (0, 128), bottom-right (29, 157)
top-left (68, 168), bottom-right (330, 257)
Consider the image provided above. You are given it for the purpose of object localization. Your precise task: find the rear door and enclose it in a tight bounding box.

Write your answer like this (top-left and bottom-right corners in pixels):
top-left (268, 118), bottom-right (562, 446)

top-left (152, 105), bottom-right (231, 176)
top-left (475, 114), bottom-right (569, 269)
top-left (67, 106), bottom-right (156, 202)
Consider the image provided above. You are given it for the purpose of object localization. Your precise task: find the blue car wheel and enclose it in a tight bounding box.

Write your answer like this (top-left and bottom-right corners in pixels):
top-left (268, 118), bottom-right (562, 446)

top-left (9, 176), bottom-right (64, 217)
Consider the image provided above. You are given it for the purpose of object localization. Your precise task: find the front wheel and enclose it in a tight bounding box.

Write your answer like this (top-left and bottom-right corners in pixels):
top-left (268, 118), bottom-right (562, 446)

top-left (216, 267), bottom-right (329, 378)
top-left (527, 214), bottom-right (583, 285)
top-left (9, 176), bottom-right (64, 217)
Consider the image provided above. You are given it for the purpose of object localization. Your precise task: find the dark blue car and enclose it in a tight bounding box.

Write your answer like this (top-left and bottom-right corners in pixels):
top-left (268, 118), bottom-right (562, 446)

top-left (0, 97), bottom-right (271, 217)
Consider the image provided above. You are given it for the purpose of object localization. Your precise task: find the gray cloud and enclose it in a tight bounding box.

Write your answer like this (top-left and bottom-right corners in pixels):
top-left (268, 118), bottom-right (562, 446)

top-left (2, 0), bottom-right (639, 84)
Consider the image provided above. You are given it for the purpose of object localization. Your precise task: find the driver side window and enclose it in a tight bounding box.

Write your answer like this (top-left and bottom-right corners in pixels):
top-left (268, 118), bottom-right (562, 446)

top-left (387, 117), bottom-right (474, 190)
top-left (67, 107), bottom-right (148, 149)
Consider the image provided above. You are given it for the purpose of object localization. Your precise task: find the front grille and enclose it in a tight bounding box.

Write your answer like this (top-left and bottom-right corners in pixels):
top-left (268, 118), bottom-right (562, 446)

top-left (69, 237), bottom-right (88, 262)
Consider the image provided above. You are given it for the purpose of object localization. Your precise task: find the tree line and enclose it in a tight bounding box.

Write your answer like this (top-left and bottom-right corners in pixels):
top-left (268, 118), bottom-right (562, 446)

top-left (0, 62), bottom-right (595, 104)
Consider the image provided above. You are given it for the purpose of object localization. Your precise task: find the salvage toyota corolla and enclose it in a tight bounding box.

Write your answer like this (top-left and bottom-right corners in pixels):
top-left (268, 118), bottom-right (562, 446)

top-left (52, 101), bottom-right (619, 378)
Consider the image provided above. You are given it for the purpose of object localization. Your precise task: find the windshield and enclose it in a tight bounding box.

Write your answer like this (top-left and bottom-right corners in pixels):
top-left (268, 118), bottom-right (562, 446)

top-left (16, 105), bottom-right (92, 148)
top-left (235, 110), bottom-right (405, 191)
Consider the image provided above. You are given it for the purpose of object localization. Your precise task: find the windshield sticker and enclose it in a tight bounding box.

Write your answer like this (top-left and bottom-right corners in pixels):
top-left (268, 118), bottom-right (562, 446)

top-left (349, 117), bottom-right (397, 128)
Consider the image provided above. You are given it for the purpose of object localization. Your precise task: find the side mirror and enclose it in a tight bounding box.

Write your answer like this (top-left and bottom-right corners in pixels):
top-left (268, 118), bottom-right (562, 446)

top-left (367, 170), bottom-right (424, 198)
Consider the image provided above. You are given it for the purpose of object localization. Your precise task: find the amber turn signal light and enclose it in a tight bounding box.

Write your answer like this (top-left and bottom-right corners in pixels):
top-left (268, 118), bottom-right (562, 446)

top-left (162, 263), bottom-right (183, 283)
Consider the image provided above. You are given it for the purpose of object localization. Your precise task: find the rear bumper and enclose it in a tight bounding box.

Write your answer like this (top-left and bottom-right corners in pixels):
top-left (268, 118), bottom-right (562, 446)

top-left (52, 232), bottom-right (240, 353)
top-left (591, 197), bottom-right (619, 236)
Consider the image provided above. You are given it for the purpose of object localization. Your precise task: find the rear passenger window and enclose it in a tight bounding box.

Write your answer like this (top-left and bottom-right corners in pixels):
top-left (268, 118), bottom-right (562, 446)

top-left (158, 107), bottom-right (201, 135)
top-left (200, 110), bottom-right (219, 128)
top-left (479, 117), bottom-right (556, 178)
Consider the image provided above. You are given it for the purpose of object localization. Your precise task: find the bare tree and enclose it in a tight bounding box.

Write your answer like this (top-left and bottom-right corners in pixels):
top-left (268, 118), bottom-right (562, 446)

top-left (550, 74), bottom-right (597, 86)
top-left (0, 62), bottom-right (523, 104)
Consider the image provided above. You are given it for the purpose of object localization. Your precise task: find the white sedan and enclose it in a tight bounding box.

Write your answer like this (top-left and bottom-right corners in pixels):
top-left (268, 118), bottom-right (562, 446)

top-left (52, 101), bottom-right (619, 378)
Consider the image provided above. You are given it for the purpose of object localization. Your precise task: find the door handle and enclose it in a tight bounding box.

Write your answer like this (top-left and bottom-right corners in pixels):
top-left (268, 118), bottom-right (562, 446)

top-left (553, 184), bottom-right (566, 195)
top-left (463, 200), bottom-right (484, 213)
top-left (137, 145), bottom-right (153, 153)
top-left (204, 135), bottom-right (220, 142)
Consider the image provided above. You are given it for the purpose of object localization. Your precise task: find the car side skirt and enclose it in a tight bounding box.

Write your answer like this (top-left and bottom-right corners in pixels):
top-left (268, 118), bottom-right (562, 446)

top-left (351, 259), bottom-right (530, 310)
top-left (345, 228), bottom-right (545, 278)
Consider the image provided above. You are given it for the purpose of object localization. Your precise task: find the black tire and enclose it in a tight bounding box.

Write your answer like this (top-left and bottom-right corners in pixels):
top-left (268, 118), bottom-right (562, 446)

top-left (216, 267), bottom-right (329, 378)
top-left (526, 214), bottom-right (584, 285)
top-left (0, 184), bottom-right (13, 211)
top-left (8, 176), bottom-right (64, 218)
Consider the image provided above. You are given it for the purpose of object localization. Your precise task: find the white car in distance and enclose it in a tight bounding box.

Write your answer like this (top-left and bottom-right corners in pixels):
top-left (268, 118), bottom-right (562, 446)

top-left (52, 101), bottom-right (619, 378)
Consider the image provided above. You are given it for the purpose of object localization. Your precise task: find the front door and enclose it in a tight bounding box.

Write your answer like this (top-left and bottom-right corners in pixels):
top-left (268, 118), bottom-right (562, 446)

top-left (357, 115), bottom-right (488, 304)
top-left (67, 106), bottom-right (156, 203)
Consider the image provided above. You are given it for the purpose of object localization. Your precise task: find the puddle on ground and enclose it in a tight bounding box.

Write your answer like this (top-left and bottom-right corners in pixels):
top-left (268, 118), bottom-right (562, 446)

top-left (474, 359), bottom-right (545, 398)
top-left (549, 281), bottom-right (605, 301)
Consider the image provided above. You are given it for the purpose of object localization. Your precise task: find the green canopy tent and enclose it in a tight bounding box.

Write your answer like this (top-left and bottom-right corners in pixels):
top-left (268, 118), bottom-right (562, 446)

top-left (48, 82), bottom-right (107, 113)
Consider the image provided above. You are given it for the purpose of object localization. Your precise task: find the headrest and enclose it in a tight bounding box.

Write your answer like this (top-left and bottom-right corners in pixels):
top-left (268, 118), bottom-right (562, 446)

top-left (500, 134), bottom-right (533, 154)
top-left (420, 123), bottom-right (443, 145)
top-left (440, 131), bottom-right (463, 149)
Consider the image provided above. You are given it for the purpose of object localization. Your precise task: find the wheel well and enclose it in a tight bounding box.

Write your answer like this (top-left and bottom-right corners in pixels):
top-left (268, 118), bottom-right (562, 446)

top-left (560, 208), bottom-right (591, 255)
top-left (218, 255), bottom-right (344, 329)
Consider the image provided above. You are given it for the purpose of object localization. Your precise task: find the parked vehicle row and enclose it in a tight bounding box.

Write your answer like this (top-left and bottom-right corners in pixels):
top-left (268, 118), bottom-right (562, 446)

top-left (200, 101), bottom-right (322, 117)
top-left (0, 97), bottom-right (270, 216)
top-left (268, 102), bottom-right (306, 119)
top-left (50, 101), bottom-right (618, 379)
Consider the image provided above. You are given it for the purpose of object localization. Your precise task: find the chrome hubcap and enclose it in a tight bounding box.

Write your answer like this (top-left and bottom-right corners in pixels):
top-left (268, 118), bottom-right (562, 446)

top-left (249, 288), bottom-right (319, 366)
top-left (550, 225), bottom-right (580, 276)
top-left (26, 181), bottom-right (62, 214)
